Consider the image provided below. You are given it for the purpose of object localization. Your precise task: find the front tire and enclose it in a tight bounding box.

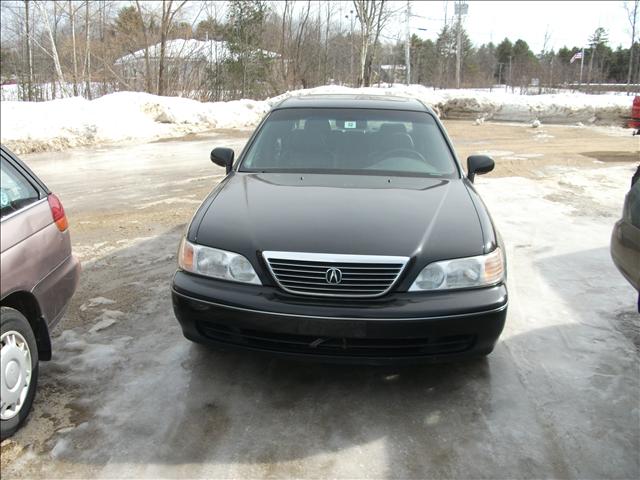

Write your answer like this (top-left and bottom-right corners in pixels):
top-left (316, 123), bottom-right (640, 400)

top-left (1, 307), bottom-right (39, 440)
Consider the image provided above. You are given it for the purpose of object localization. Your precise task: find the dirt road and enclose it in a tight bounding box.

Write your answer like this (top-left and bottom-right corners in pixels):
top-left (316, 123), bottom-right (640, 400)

top-left (1, 121), bottom-right (638, 478)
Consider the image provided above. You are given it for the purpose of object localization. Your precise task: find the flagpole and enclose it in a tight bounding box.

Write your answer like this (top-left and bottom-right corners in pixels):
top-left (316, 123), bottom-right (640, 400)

top-left (579, 48), bottom-right (584, 89)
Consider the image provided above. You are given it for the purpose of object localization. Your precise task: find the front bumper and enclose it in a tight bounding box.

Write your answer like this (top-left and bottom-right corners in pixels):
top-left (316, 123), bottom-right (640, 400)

top-left (171, 271), bottom-right (508, 364)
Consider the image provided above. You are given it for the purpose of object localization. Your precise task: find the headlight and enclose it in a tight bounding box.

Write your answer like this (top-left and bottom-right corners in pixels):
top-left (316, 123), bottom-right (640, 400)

top-left (178, 238), bottom-right (261, 285)
top-left (409, 248), bottom-right (504, 291)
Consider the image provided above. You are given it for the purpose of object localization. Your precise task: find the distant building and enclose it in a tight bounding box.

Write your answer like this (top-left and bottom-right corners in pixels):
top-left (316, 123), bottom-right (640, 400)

top-left (114, 39), bottom-right (277, 93)
top-left (379, 65), bottom-right (407, 84)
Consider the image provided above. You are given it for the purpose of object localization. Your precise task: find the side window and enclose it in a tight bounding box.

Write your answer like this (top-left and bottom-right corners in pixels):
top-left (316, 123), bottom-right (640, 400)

top-left (0, 157), bottom-right (41, 218)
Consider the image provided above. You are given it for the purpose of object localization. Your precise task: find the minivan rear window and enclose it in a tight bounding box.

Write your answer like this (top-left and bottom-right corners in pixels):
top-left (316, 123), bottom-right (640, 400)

top-left (0, 157), bottom-right (40, 218)
top-left (240, 108), bottom-right (458, 178)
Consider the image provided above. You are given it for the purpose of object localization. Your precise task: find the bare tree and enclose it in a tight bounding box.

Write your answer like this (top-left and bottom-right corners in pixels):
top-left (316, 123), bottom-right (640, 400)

top-left (352, 0), bottom-right (389, 87)
top-left (68, 0), bottom-right (79, 95)
top-left (33, 0), bottom-right (69, 97)
top-left (539, 26), bottom-right (551, 93)
top-left (279, 0), bottom-right (291, 86)
top-left (322, 1), bottom-right (333, 84)
top-left (134, 0), bottom-right (153, 93)
top-left (366, 0), bottom-right (390, 86)
top-left (292, 1), bottom-right (312, 88)
top-left (52, 0), bottom-right (58, 98)
top-left (158, 0), bottom-right (188, 95)
top-left (83, 0), bottom-right (92, 99)
top-left (23, 0), bottom-right (34, 100)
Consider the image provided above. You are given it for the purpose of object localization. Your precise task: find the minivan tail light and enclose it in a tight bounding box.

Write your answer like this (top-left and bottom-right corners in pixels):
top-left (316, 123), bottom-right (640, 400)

top-left (48, 194), bottom-right (68, 231)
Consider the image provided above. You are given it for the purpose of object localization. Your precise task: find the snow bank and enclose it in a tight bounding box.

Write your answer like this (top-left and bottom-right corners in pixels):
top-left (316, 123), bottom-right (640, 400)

top-left (1, 85), bottom-right (632, 154)
top-left (0, 91), bottom-right (269, 154)
top-left (279, 84), bottom-right (632, 124)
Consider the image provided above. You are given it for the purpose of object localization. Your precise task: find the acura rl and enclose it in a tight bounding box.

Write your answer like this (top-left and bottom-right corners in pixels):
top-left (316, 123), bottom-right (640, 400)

top-left (171, 95), bottom-right (507, 364)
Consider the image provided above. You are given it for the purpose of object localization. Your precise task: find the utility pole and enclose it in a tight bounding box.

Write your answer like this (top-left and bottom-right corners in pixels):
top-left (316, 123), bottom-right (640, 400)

top-left (405, 1), bottom-right (411, 85)
top-left (579, 47), bottom-right (585, 88)
top-left (455, 1), bottom-right (468, 89)
top-left (626, 0), bottom-right (638, 95)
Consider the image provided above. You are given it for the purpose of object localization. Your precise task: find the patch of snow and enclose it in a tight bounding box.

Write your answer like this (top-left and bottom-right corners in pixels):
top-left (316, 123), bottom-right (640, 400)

top-left (55, 426), bottom-right (76, 434)
top-left (89, 296), bottom-right (116, 305)
top-left (50, 438), bottom-right (70, 459)
top-left (89, 310), bottom-right (124, 333)
top-left (54, 330), bottom-right (131, 371)
top-left (136, 197), bottom-right (202, 209)
top-left (89, 318), bottom-right (117, 333)
top-left (478, 150), bottom-right (515, 157)
top-left (74, 235), bottom-right (155, 263)
top-left (0, 81), bottom-right (105, 102)
top-left (504, 153), bottom-right (545, 161)
top-left (80, 297), bottom-right (116, 311)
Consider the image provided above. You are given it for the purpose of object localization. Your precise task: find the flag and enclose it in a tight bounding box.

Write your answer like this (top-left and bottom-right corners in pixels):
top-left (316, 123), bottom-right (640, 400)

top-left (570, 51), bottom-right (583, 64)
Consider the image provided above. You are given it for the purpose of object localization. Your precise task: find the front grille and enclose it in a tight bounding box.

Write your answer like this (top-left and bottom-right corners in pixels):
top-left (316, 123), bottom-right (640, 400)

top-left (198, 322), bottom-right (476, 358)
top-left (263, 251), bottom-right (409, 298)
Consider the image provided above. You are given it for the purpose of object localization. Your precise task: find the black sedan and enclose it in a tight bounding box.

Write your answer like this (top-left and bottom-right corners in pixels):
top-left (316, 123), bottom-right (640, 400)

top-left (611, 165), bottom-right (640, 310)
top-left (171, 94), bottom-right (507, 364)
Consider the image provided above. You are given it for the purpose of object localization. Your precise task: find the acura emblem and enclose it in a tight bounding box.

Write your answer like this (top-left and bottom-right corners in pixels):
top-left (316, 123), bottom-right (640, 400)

top-left (325, 267), bottom-right (342, 284)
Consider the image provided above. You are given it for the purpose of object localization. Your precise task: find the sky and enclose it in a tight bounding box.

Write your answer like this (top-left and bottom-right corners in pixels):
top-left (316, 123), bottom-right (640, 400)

top-left (400, 1), bottom-right (632, 53)
top-left (0, 0), bottom-right (632, 54)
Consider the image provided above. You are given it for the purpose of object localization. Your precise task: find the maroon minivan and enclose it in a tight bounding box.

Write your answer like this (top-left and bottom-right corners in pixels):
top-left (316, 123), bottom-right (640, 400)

top-left (1, 145), bottom-right (80, 439)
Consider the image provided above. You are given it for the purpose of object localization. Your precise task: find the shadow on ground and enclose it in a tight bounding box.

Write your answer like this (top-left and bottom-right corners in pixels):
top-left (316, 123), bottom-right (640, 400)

top-left (581, 151), bottom-right (640, 163)
top-left (7, 234), bottom-right (638, 479)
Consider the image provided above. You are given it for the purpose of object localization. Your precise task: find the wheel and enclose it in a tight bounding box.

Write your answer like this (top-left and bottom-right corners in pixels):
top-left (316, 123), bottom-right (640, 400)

top-left (1, 307), bottom-right (39, 440)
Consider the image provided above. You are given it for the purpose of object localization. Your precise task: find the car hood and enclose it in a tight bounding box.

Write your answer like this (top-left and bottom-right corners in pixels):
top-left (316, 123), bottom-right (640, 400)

top-left (194, 172), bottom-right (485, 265)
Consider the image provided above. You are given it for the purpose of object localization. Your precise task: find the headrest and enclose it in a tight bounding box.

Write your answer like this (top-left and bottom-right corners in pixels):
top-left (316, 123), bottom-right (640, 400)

top-left (386, 132), bottom-right (414, 150)
top-left (304, 118), bottom-right (331, 135)
top-left (379, 123), bottom-right (407, 135)
top-left (288, 129), bottom-right (326, 151)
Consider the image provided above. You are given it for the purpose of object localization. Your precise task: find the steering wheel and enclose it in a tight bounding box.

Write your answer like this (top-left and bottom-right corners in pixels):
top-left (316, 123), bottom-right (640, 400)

top-left (370, 148), bottom-right (426, 163)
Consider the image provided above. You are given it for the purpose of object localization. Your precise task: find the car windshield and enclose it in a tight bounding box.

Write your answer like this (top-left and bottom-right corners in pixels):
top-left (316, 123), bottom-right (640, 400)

top-left (240, 108), bottom-right (458, 177)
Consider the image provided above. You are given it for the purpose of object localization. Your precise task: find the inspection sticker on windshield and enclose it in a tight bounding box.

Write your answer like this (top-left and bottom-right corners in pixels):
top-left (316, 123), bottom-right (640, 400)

top-left (344, 121), bottom-right (357, 129)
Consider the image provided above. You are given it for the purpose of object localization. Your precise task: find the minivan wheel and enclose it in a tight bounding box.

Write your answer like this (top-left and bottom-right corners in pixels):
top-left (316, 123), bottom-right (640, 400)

top-left (1, 307), bottom-right (39, 440)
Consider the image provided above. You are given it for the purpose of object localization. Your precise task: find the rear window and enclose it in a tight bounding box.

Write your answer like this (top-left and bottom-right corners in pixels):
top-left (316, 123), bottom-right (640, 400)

top-left (1, 157), bottom-right (40, 218)
top-left (240, 108), bottom-right (458, 177)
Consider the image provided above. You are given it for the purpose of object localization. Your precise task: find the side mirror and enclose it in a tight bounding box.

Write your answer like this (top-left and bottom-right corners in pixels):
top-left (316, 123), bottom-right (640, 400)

top-left (211, 147), bottom-right (234, 174)
top-left (467, 155), bottom-right (495, 183)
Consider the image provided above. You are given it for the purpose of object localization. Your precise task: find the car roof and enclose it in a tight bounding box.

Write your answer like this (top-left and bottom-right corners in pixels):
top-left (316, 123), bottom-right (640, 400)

top-left (272, 94), bottom-right (434, 114)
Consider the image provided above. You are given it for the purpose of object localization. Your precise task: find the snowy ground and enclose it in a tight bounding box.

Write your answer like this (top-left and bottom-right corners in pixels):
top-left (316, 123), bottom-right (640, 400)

top-left (0, 85), bottom-right (634, 154)
top-left (0, 121), bottom-right (638, 479)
